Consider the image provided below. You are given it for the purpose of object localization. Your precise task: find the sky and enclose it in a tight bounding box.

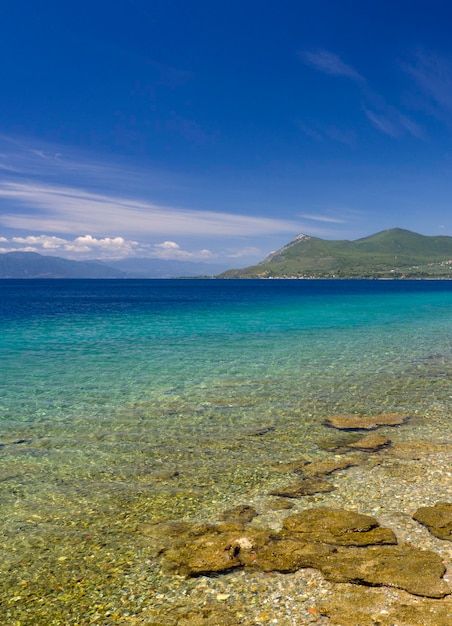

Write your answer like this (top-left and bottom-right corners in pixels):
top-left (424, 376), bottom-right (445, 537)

top-left (2, 0), bottom-right (452, 266)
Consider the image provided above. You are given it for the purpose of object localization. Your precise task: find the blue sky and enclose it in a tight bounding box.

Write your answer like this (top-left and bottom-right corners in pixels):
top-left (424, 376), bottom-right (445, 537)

top-left (1, 0), bottom-right (452, 265)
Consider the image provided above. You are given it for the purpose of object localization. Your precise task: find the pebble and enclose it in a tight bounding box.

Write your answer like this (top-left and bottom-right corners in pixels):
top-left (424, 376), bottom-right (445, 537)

top-left (216, 593), bottom-right (230, 601)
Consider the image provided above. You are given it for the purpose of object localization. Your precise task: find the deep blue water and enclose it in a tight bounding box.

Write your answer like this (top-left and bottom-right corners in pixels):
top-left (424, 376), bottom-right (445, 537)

top-left (2, 278), bottom-right (452, 430)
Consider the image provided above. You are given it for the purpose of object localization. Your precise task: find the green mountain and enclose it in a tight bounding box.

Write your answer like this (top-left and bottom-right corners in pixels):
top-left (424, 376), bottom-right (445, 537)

top-left (220, 229), bottom-right (452, 278)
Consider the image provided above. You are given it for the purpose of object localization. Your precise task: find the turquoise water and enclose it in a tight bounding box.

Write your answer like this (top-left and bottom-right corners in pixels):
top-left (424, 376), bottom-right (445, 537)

top-left (1, 279), bottom-right (452, 623)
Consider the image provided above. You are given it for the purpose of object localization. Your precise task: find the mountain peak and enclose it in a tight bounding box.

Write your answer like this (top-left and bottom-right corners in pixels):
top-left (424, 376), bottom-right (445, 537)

top-left (292, 233), bottom-right (312, 242)
top-left (260, 233), bottom-right (312, 264)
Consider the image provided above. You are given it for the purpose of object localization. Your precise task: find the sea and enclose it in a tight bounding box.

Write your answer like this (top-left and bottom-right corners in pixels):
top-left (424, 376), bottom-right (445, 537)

top-left (1, 278), bottom-right (452, 624)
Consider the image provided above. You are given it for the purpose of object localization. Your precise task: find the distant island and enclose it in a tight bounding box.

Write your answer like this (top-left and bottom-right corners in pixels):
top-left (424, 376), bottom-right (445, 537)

top-left (219, 228), bottom-right (452, 279)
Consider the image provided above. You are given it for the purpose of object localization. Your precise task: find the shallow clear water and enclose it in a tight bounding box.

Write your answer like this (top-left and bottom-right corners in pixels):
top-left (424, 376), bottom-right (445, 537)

top-left (1, 279), bottom-right (452, 623)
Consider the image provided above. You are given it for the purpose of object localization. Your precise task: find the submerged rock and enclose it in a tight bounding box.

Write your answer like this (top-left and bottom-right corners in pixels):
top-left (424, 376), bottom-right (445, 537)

top-left (162, 526), bottom-right (270, 577)
top-left (318, 584), bottom-right (452, 625)
top-left (385, 439), bottom-right (449, 459)
top-left (265, 498), bottom-right (295, 510)
top-left (299, 458), bottom-right (357, 477)
top-left (281, 508), bottom-right (397, 546)
top-left (324, 412), bottom-right (409, 430)
top-left (269, 478), bottom-right (335, 498)
top-left (413, 502), bottom-right (452, 541)
top-left (346, 433), bottom-right (391, 451)
top-left (158, 506), bottom-right (450, 599)
top-left (268, 456), bottom-right (357, 499)
top-left (319, 544), bottom-right (450, 598)
top-left (246, 537), bottom-right (334, 573)
top-left (218, 504), bottom-right (258, 523)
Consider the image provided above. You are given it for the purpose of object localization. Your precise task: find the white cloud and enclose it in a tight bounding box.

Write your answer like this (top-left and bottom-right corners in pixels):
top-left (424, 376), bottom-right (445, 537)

top-left (150, 241), bottom-right (216, 261)
top-left (63, 236), bottom-right (146, 258)
top-left (0, 181), bottom-right (304, 238)
top-left (155, 241), bottom-right (181, 249)
top-left (69, 235), bottom-right (138, 253)
top-left (1, 232), bottom-right (218, 261)
top-left (12, 235), bottom-right (69, 249)
top-left (5, 234), bottom-right (148, 259)
top-left (150, 241), bottom-right (215, 259)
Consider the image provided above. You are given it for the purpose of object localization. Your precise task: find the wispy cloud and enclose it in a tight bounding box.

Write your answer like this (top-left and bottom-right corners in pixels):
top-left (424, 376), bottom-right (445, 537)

top-left (324, 126), bottom-right (357, 148)
top-left (299, 49), bottom-right (363, 81)
top-left (0, 181), bottom-right (304, 238)
top-left (298, 213), bottom-right (347, 224)
top-left (295, 120), bottom-right (356, 147)
top-left (0, 162), bottom-right (24, 173)
top-left (295, 121), bottom-right (323, 141)
top-left (224, 246), bottom-right (261, 259)
top-left (160, 114), bottom-right (217, 145)
top-left (403, 51), bottom-right (452, 119)
top-left (0, 135), bottom-right (349, 263)
top-left (0, 134), bottom-right (185, 194)
top-left (364, 106), bottom-right (424, 139)
top-left (298, 49), bottom-right (424, 141)
top-left (364, 110), bottom-right (400, 138)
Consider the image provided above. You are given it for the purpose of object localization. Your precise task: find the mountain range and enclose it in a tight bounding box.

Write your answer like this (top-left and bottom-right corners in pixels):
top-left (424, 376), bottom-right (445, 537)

top-left (2, 229), bottom-right (452, 279)
top-left (0, 252), bottom-right (228, 279)
top-left (220, 229), bottom-right (452, 278)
